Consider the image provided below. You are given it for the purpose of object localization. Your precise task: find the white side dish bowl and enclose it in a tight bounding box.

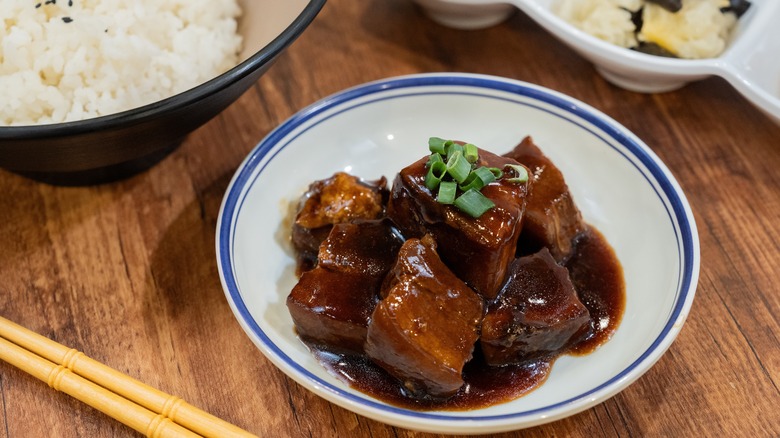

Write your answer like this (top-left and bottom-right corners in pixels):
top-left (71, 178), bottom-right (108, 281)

top-left (216, 73), bottom-right (700, 434)
top-left (412, 0), bottom-right (780, 125)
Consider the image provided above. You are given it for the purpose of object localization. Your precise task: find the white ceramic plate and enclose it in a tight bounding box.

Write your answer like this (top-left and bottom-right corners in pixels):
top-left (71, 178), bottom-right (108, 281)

top-left (216, 73), bottom-right (700, 434)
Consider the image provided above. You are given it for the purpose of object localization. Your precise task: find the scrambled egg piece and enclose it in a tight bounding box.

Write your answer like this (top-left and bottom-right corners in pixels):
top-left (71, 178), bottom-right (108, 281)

top-left (639, 0), bottom-right (737, 59)
top-left (556, 0), bottom-right (644, 49)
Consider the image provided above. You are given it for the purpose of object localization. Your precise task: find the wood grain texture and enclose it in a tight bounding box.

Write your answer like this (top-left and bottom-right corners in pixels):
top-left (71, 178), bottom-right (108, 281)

top-left (1, 1), bottom-right (779, 436)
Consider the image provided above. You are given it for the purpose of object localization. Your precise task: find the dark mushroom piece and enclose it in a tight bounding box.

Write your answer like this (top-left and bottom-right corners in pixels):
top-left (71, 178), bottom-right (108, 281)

top-left (645, 0), bottom-right (682, 13)
top-left (634, 41), bottom-right (678, 58)
top-left (722, 0), bottom-right (752, 18)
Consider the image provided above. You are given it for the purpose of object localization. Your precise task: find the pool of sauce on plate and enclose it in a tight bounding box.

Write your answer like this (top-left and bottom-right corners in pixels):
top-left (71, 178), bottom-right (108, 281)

top-left (304, 227), bottom-right (625, 410)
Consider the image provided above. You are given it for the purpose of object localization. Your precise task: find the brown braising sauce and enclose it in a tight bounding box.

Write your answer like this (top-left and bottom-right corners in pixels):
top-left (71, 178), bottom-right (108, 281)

top-left (301, 226), bottom-right (624, 410)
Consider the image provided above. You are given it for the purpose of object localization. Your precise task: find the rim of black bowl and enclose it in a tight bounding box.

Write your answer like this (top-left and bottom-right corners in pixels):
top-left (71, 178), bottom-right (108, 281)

top-left (0, 0), bottom-right (326, 137)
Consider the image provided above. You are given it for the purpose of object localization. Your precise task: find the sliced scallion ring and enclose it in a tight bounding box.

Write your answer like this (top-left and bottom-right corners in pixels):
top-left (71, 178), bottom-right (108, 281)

top-left (425, 160), bottom-right (447, 190)
top-left (426, 152), bottom-right (443, 168)
top-left (446, 150), bottom-right (471, 183)
top-left (454, 188), bottom-right (496, 218)
top-left (505, 164), bottom-right (529, 183)
top-left (463, 143), bottom-right (479, 164)
top-left (459, 166), bottom-right (496, 192)
top-left (428, 137), bottom-right (447, 155)
top-left (445, 142), bottom-right (463, 158)
top-left (437, 181), bottom-right (457, 204)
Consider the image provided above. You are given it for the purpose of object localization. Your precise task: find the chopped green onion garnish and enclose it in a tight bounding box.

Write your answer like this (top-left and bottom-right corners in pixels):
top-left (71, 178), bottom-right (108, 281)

top-left (454, 188), bottom-right (496, 218)
top-left (428, 137), bottom-right (447, 154)
top-left (459, 166), bottom-right (496, 191)
top-left (458, 172), bottom-right (480, 192)
top-left (423, 137), bottom-right (498, 217)
top-left (463, 143), bottom-right (479, 163)
top-left (488, 167), bottom-right (503, 179)
top-left (505, 164), bottom-right (529, 183)
top-left (425, 160), bottom-right (447, 190)
top-left (426, 152), bottom-right (443, 168)
top-left (474, 165), bottom-right (497, 183)
top-left (445, 142), bottom-right (463, 158)
top-left (437, 181), bottom-right (457, 204)
top-left (446, 151), bottom-right (471, 183)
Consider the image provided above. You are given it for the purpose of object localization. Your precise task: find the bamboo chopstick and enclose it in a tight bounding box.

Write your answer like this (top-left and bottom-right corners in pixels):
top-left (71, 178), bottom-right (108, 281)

top-left (0, 316), bottom-right (258, 438)
top-left (0, 337), bottom-right (198, 438)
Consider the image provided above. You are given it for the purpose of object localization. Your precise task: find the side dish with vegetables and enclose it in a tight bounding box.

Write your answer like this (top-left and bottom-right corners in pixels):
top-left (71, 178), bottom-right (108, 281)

top-left (285, 136), bottom-right (625, 409)
top-left (555, 0), bottom-right (752, 59)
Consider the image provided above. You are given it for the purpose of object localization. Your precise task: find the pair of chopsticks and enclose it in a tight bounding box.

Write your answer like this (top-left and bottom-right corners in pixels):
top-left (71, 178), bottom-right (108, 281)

top-left (0, 316), bottom-right (257, 438)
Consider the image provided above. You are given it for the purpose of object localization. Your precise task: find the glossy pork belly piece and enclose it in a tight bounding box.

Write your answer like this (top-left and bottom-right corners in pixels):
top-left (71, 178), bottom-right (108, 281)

top-left (287, 269), bottom-right (380, 353)
top-left (365, 235), bottom-right (484, 398)
top-left (287, 219), bottom-right (404, 353)
top-left (292, 172), bottom-right (388, 270)
top-left (318, 218), bottom-right (404, 277)
top-left (386, 148), bottom-right (530, 299)
top-left (480, 248), bottom-right (590, 366)
top-left (503, 136), bottom-right (586, 262)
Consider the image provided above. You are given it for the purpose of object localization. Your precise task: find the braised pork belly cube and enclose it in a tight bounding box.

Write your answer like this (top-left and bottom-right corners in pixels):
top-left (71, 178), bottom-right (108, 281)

top-left (503, 136), bottom-right (585, 262)
top-left (318, 218), bottom-right (404, 276)
top-left (480, 248), bottom-right (590, 366)
top-left (287, 219), bottom-right (404, 354)
top-left (292, 172), bottom-right (388, 271)
top-left (365, 235), bottom-right (484, 399)
top-left (288, 269), bottom-right (381, 353)
top-left (386, 148), bottom-right (530, 299)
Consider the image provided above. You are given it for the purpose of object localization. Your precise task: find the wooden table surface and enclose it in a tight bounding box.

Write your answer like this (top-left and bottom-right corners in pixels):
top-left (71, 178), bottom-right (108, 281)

top-left (2, 1), bottom-right (779, 436)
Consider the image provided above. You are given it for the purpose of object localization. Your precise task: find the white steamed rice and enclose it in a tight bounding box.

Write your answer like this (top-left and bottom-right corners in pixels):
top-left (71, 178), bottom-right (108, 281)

top-left (555, 0), bottom-right (643, 50)
top-left (554, 0), bottom-right (739, 59)
top-left (0, 0), bottom-right (242, 126)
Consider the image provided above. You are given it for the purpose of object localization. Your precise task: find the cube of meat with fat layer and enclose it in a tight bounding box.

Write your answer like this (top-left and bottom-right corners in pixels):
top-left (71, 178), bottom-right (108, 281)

top-left (503, 136), bottom-right (586, 262)
top-left (287, 269), bottom-right (382, 353)
top-left (365, 235), bottom-right (484, 399)
top-left (386, 148), bottom-right (530, 299)
top-left (292, 172), bottom-right (388, 270)
top-left (318, 218), bottom-right (404, 277)
top-left (480, 248), bottom-right (590, 366)
top-left (287, 219), bottom-right (404, 354)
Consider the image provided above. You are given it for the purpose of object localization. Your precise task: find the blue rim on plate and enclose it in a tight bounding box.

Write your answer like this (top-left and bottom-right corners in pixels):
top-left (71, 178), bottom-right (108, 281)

top-left (216, 73), bottom-right (699, 426)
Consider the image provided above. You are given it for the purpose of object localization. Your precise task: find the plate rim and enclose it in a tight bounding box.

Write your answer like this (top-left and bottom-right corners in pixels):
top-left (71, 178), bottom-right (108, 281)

top-left (215, 72), bottom-right (700, 431)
